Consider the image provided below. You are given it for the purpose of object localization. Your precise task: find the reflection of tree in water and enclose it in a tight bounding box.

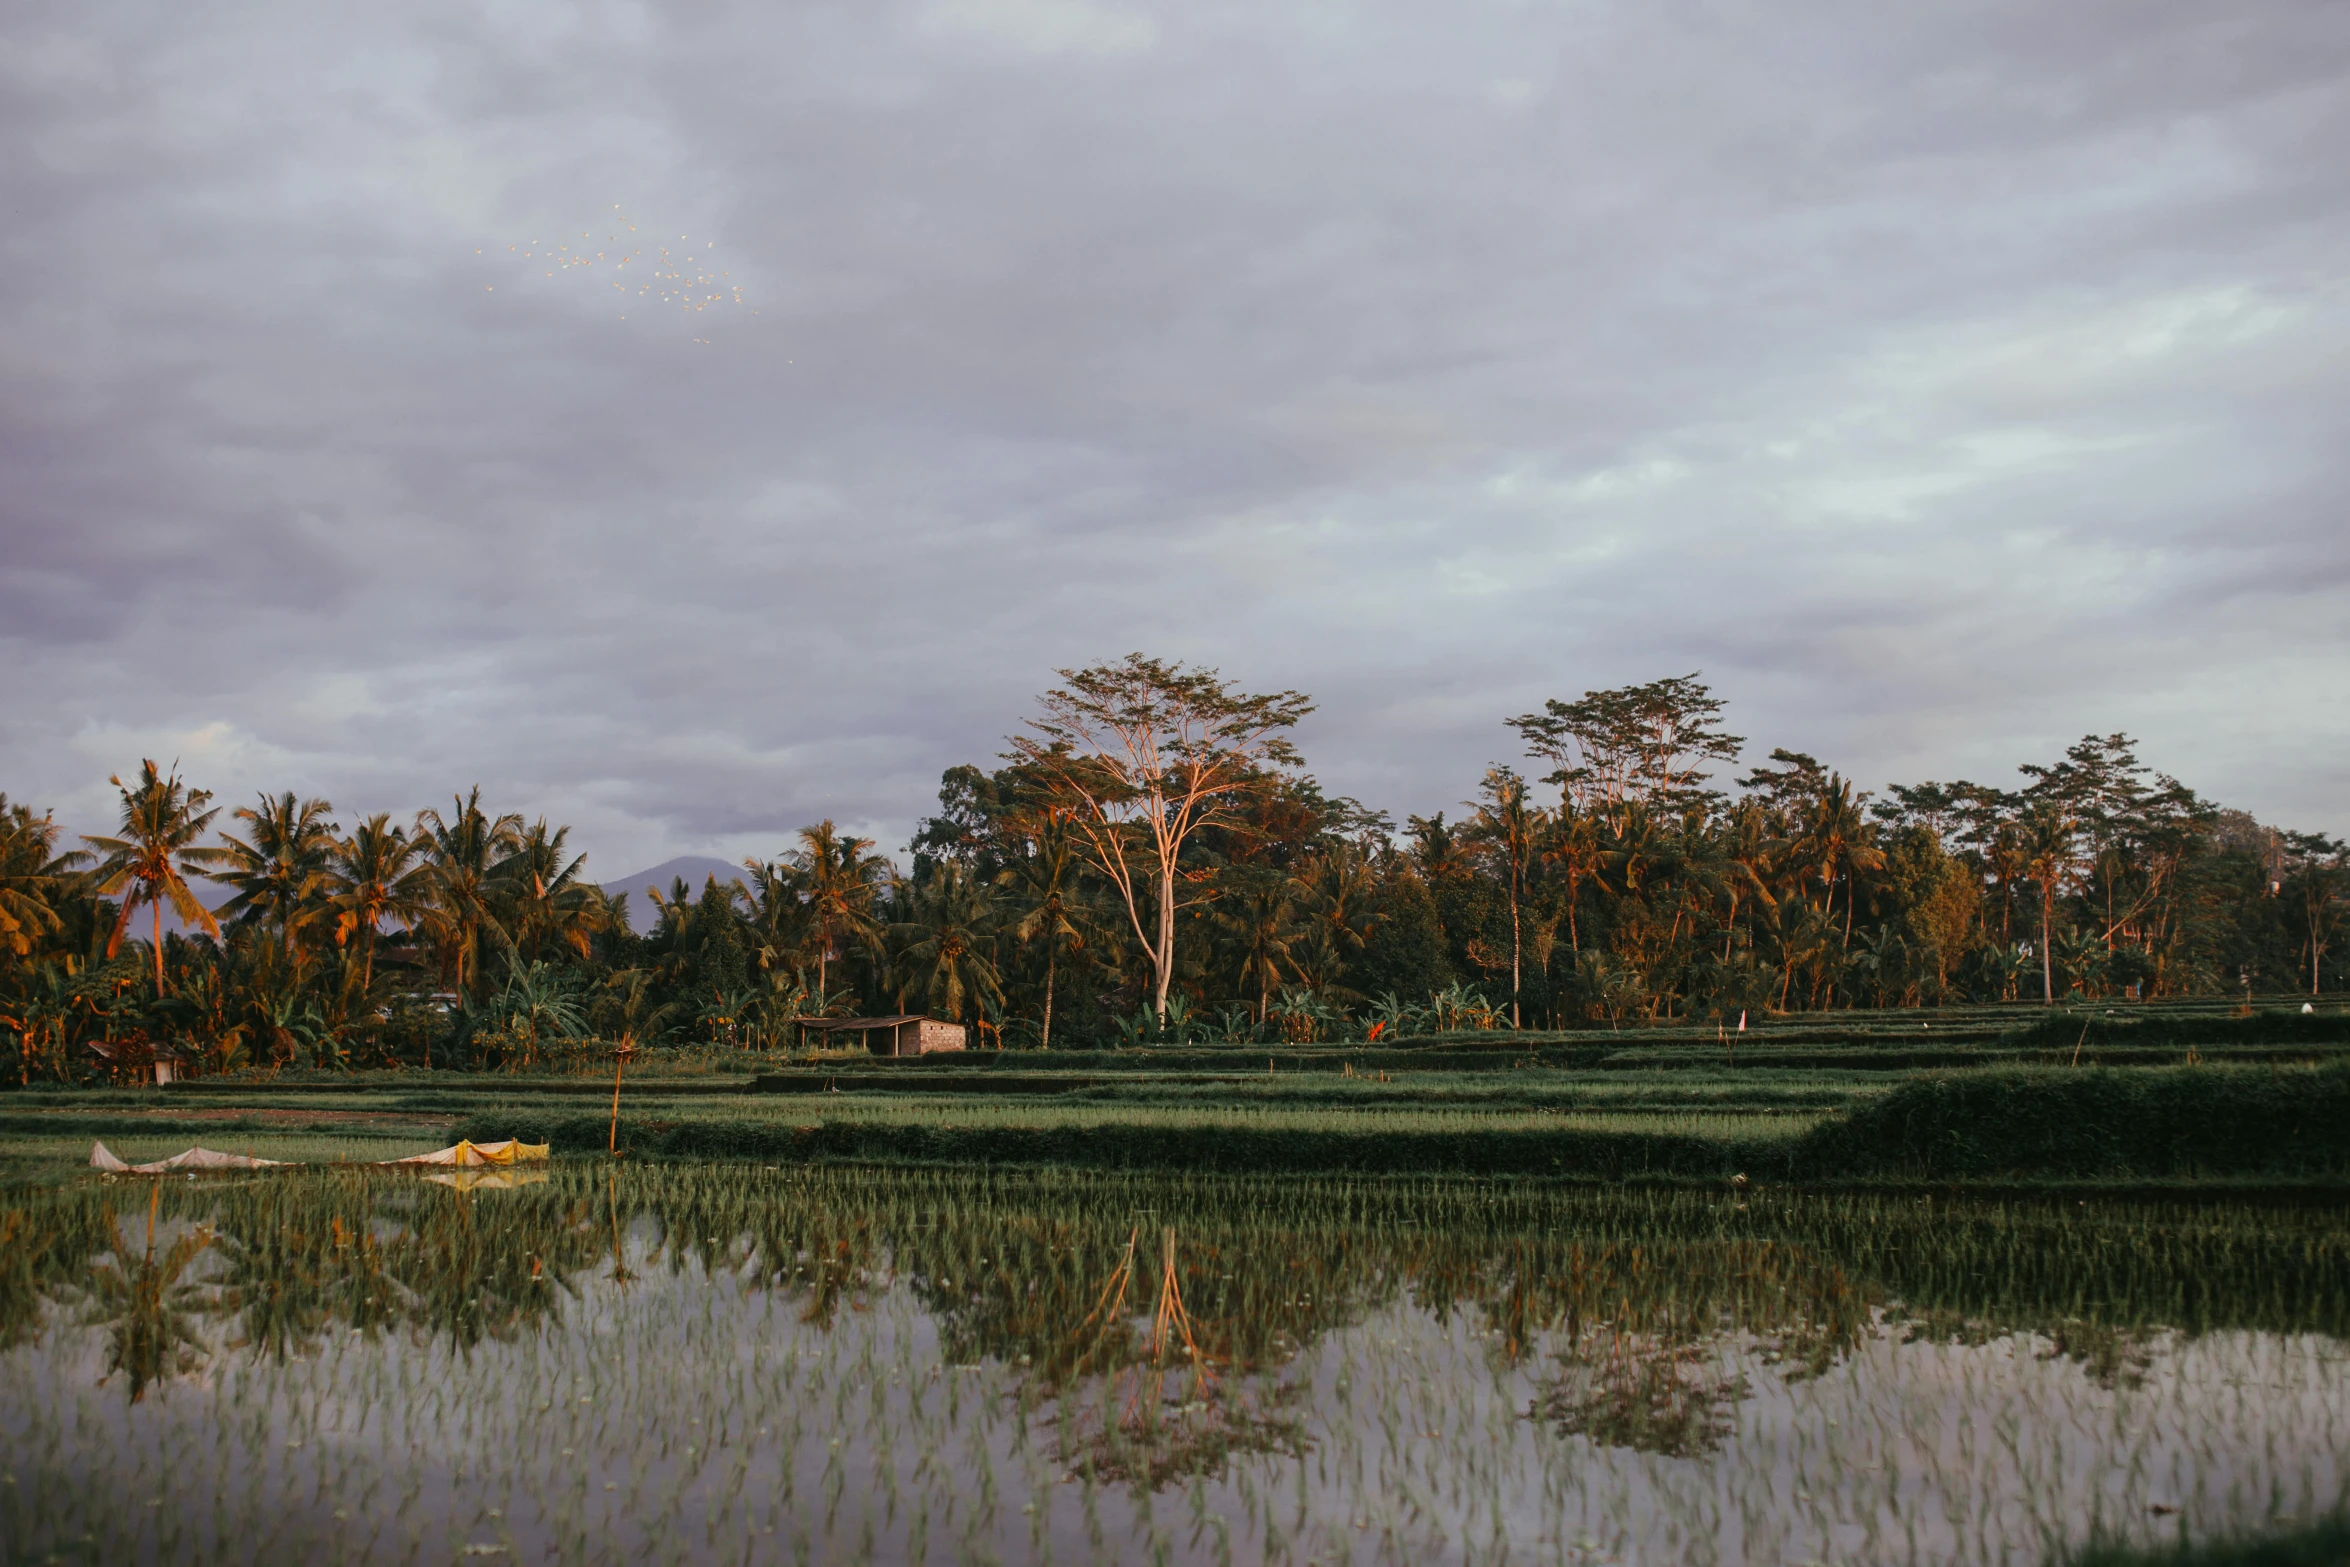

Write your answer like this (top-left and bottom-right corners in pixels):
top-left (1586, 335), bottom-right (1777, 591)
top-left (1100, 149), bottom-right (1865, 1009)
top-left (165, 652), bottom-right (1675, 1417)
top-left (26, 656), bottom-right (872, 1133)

top-left (17, 1171), bottom-right (604, 1398)
top-left (386, 1180), bottom-right (600, 1350)
top-left (892, 1201), bottom-right (1406, 1489)
top-left (1033, 1226), bottom-right (1312, 1489)
top-left (1424, 1232), bottom-right (1876, 1458)
top-left (214, 1195), bottom-right (398, 1359)
top-left (522, 1171), bottom-right (2350, 1478)
top-left (727, 1193), bottom-right (1336, 1488)
top-left (81, 1186), bottom-right (212, 1402)
top-left (2037, 1319), bottom-right (2160, 1390)
top-left (1499, 1238), bottom-right (1872, 1457)
top-left (604, 1169), bottom-right (637, 1289)
top-left (1533, 1337), bottom-right (1747, 1458)
top-left (1063, 1377), bottom-right (1311, 1492)
top-left (13, 1165), bottom-right (2349, 1437)
top-left (0, 1184), bottom-right (117, 1350)
top-left (735, 1191), bottom-right (884, 1328)
top-left (1891, 1305), bottom-right (2163, 1391)
top-left (207, 1173), bottom-right (601, 1358)
top-left (725, 1183), bottom-right (1314, 1486)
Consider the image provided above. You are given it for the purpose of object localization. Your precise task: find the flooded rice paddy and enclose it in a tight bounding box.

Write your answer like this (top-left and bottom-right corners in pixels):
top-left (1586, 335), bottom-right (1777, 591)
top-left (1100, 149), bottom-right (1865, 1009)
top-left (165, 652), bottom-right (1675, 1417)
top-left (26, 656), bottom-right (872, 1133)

top-left (2, 1162), bottom-right (2346, 1566)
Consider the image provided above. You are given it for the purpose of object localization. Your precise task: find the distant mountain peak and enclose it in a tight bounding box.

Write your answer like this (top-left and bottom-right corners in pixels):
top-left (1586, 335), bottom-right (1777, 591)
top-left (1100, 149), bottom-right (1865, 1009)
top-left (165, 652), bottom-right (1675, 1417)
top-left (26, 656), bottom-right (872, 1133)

top-left (599, 855), bottom-right (749, 931)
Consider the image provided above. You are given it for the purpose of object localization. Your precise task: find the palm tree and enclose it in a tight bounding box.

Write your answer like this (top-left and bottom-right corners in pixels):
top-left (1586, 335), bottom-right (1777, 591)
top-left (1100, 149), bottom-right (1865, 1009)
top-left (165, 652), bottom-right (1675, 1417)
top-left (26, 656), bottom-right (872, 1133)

top-left (1658, 814), bottom-right (1733, 1005)
top-left (489, 961), bottom-right (586, 1068)
top-left (1407, 812), bottom-right (1472, 887)
top-left (1985, 818), bottom-right (2030, 952)
top-left (1212, 867), bottom-right (1307, 1024)
top-left (741, 859), bottom-right (812, 988)
top-left (595, 968), bottom-right (682, 1152)
top-left (1290, 842), bottom-right (1378, 1009)
top-left (2019, 799), bottom-right (2077, 1005)
top-left (1714, 799), bottom-right (1781, 963)
top-left (248, 981), bottom-right (329, 1070)
top-left (413, 788), bottom-right (522, 1001)
top-left (82, 761), bottom-right (232, 996)
top-left (2280, 832), bottom-right (2347, 996)
top-left (502, 819), bottom-right (609, 962)
top-left (84, 1203), bottom-right (214, 1401)
top-left (1284, 919), bottom-right (1361, 1010)
top-left (596, 967), bottom-right (681, 1054)
top-left (1597, 800), bottom-right (1670, 899)
top-left (1539, 805), bottom-right (1604, 954)
top-left (325, 814), bottom-right (433, 995)
top-left (890, 863), bottom-right (1003, 1023)
top-left (786, 821), bottom-right (888, 1000)
top-left (1761, 901), bottom-right (1837, 1012)
top-left (1850, 925), bottom-right (1911, 1008)
top-left (216, 791), bottom-right (338, 960)
top-left (745, 968), bottom-right (817, 1050)
top-left (0, 795), bottom-right (87, 960)
top-left (4, 957), bottom-right (97, 1084)
top-left (697, 982), bottom-right (758, 1047)
top-left (1795, 774), bottom-right (1886, 941)
top-left (642, 875), bottom-right (742, 992)
top-left (1466, 767), bottom-right (1542, 1027)
top-left (999, 812), bottom-right (1086, 1050)
top-left (1297, 841), bottom-right (1380, 952)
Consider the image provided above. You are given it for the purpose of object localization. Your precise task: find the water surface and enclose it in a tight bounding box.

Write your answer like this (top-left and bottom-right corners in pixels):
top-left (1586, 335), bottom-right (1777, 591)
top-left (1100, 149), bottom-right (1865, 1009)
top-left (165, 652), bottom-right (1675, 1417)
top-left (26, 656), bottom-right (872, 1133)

top-left (3, 1164), bottom-right (2345, 1565)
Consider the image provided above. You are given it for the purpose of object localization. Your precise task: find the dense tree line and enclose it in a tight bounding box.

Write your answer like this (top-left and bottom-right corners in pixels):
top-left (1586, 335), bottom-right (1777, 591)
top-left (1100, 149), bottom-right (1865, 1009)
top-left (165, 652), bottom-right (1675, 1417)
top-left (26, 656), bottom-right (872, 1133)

top-left (2, 660), bottom-right (2343, 1080)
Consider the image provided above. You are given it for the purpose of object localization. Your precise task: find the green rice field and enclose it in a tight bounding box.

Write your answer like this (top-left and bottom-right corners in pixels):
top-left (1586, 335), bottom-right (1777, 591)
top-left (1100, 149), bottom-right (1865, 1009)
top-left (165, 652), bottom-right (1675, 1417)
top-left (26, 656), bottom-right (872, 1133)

top-left (725, 1095), bottom-right (1831, 1140)
top-left (3, 1154), bottom-right (2346, 1566)
top-left (5, 1010), bottom-right (2348, 1564)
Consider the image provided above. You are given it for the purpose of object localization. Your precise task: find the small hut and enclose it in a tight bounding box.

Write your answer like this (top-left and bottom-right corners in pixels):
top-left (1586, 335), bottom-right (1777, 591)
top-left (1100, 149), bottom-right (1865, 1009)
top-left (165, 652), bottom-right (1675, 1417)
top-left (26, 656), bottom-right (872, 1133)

top-left (87, 1036), bottom-right (186, 1087)
top-left (798, 1015), bottom-right (968, 1057)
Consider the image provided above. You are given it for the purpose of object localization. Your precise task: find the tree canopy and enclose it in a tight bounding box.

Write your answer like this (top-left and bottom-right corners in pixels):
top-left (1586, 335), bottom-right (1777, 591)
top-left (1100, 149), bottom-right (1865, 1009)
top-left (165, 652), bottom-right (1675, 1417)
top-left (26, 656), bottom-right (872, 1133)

top-left (2, 667), bottom-right (2342, 1083)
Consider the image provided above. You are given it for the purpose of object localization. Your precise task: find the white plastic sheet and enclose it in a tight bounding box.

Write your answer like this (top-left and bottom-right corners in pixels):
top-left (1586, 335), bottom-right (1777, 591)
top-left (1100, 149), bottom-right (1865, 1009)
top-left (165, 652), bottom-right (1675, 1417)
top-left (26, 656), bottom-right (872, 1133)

top-left (89, 1142), bottom-right (290, 1173)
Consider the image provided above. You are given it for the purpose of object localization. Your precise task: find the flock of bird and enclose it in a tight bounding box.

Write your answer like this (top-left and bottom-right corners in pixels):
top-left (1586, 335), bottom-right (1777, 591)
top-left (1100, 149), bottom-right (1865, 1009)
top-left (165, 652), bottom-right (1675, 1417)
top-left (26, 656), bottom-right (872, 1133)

top-left (477, 205), bottom-right (749, 340)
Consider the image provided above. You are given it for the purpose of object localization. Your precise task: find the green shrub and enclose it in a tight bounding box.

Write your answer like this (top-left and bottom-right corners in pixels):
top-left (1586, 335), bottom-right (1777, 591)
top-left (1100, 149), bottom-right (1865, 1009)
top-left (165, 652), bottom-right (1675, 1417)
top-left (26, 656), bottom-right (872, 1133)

top-left (2000, 1009), bottom-right (2350, 1053)
top-left (477, 1062), bottom-right (2350, 1184)
top-left (1795, 1062), bottom-right (2350, 1179)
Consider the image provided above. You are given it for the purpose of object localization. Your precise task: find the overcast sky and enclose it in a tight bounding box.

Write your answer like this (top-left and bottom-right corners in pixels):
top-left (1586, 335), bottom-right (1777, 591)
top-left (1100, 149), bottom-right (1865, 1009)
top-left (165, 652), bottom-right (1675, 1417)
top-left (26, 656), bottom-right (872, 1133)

top-left (4, 0), bottom-right (2346, 875)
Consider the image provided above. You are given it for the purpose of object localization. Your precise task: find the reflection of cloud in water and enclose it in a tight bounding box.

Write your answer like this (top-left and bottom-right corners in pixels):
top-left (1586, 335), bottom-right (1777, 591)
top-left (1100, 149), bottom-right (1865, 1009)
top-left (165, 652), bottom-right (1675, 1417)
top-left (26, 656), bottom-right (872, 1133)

top-left (4, 1169), bottom-right (2348, 1564)
top-left (23, 1284), bottom-right (2338, 1565)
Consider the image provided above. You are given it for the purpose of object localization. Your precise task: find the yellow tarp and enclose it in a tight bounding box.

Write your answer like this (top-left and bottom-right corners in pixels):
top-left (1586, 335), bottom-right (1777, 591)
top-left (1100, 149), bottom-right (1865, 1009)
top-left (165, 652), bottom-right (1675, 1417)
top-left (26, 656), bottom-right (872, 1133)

top-left (384, 1138), bottom-right (550, 1168)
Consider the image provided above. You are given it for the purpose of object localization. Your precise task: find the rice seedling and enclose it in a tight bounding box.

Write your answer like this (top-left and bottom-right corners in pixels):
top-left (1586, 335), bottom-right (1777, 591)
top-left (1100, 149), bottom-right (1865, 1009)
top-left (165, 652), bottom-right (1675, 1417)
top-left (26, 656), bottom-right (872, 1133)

top-left (1, 1162), bottom-right (2343, 1564)
top-left (769, 1094), bottom-right (1832, 1142)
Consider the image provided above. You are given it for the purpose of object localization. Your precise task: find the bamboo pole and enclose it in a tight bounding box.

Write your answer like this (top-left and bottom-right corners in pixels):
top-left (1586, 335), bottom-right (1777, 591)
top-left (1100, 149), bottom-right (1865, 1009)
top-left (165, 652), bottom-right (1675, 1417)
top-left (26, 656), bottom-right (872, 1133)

top-left (609, 1042), bottom-right (634, 1156)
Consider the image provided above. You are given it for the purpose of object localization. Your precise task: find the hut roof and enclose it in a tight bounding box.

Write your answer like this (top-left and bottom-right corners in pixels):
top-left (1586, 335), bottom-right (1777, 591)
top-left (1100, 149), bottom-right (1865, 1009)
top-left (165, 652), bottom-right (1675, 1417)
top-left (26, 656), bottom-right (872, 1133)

top-left (86, 1037), bottom-right (185, 1064)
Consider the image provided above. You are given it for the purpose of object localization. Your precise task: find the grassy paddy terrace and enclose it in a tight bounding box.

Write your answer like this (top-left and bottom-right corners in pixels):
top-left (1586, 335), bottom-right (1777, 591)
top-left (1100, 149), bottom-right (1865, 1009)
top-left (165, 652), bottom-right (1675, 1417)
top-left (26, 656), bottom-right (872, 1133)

top-left (4, 1005), bottom-right (2349, 1565)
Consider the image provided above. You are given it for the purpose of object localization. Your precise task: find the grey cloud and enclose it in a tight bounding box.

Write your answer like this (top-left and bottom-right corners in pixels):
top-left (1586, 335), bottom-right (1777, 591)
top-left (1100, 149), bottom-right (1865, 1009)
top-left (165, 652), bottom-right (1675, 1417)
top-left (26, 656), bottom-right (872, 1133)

top-left (3, 0), bottom-right (2347, 874)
